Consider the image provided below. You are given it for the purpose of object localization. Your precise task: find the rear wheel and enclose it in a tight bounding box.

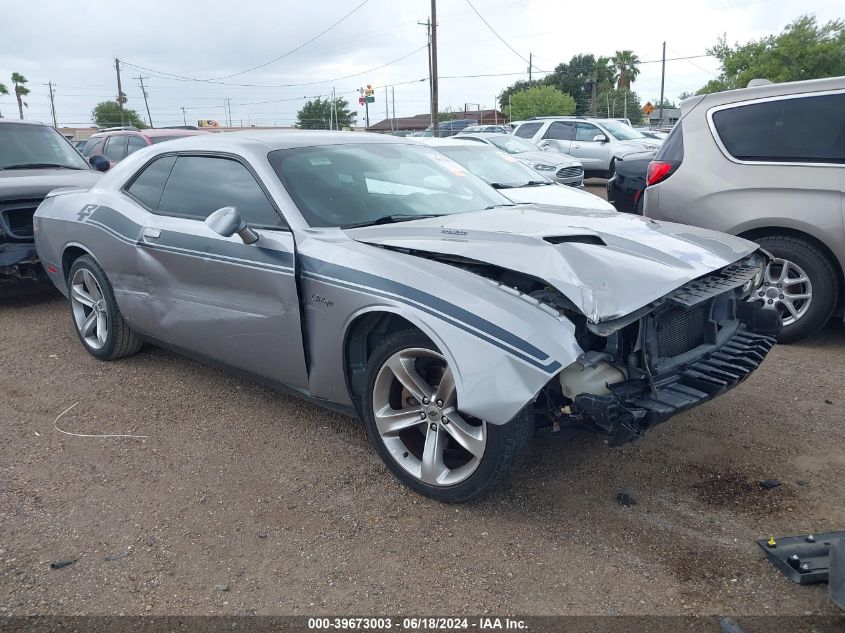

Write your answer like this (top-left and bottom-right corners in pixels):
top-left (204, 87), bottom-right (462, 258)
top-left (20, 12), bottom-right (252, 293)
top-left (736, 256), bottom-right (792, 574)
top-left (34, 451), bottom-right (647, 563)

top-left (362, 330), bottom-right (533, 502)
top-left (67, 255), bottom-right (142, 360)
top-left (748, 236), bottom-right (839, 343)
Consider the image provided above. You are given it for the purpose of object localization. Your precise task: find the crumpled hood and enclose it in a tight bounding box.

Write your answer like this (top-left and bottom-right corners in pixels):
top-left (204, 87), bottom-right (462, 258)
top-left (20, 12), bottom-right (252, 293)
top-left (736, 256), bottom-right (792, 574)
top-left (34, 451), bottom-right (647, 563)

top-left (0, 169), bottom-right (101, 199)
top-left (345, 205), bottom-right (758, 322)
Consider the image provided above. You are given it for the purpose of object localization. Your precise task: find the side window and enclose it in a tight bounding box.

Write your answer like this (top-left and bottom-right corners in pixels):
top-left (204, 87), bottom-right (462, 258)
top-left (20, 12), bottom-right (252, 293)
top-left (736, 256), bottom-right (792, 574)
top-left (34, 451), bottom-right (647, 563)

top-left (103, 135), bottom-right (127, 161)
top-left (126, 155), bottom-right (177, 209)
top-left (574, 123), bottom-right (601, 142)
top-left (158, 155), bottom-right (283, 227)
top-left (711, 93), bottom-right (845, 164)
top-left (543, 121), bottom-right (575, 140)
top-left (126, 135), bottom-right (148, 156)
top-left (514, 122), bottom-right (542, 138)
top-left (82, 137), bottom-right (103, 157)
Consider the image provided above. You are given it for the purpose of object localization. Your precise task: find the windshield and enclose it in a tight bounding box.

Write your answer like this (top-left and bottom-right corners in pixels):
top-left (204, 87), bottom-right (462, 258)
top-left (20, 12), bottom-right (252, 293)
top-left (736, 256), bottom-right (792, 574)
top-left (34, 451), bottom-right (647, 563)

top-left (486, 135), bottom-right (539, 154)
top-left (0, 123), bottom-right (90, 170)
top-left (436, 145), bottom-right (551, 187)
top-left (268, 143), bottom-right (511, 228)
top-left (600, 120), bottom-right (646, 141)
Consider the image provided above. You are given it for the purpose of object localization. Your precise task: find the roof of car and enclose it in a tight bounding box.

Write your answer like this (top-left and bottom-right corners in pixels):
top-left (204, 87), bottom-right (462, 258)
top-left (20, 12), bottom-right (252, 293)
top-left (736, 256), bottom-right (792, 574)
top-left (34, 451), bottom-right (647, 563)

top-left (89, 127), bottom-right (207, 139)
top-left (413, 137), bottom-right (488, 147)
top-left (144, 130), bottom-right (410, 152)
top-left (685, 75), bottom-right (845, 112)
top-left (0, 118), bottom-right (49, 126)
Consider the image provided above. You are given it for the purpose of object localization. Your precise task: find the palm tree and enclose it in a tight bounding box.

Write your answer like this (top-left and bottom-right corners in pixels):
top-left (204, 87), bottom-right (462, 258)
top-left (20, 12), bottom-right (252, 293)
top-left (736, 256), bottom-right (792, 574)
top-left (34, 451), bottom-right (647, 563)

top-left (0, 82), bottom-right (8, 118)
top-left (611, 51), bottom-right (641, 91)
top-left (11, 73), bottom-right (30, 120)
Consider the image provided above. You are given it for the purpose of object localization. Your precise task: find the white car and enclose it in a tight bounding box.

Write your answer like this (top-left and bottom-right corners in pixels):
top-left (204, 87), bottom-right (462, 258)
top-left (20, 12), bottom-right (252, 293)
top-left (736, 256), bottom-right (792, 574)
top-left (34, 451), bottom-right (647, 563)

top-left (413, 138), bottom-right (614, 211)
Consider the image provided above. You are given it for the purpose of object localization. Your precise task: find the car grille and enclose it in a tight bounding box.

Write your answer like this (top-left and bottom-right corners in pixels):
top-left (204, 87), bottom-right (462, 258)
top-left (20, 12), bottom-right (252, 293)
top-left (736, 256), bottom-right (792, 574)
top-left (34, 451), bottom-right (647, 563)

top-left (556, 166), bottom-right (583, 179)
top-left (656, 304), bottom-right (707, 359)
top-left (0, 198), bottom-right (43, 240)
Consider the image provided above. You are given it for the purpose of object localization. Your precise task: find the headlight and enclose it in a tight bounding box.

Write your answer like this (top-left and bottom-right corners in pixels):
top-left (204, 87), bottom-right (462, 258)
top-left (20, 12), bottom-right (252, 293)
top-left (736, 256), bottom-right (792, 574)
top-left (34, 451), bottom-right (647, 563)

top-left (742, 259), bottom-right (767, 294)
top-left (533, 163), bottom-right (556, 171)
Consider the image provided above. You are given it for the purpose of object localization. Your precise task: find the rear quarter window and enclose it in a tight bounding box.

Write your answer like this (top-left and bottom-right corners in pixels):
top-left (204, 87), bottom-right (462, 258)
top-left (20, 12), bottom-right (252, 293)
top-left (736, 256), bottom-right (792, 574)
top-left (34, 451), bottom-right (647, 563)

top-left (514, 122), bottom-right (542, 139)
top-left (654, 122), bottom-right (684, 162)
top-left (711, 93), bottom-right (845, 164)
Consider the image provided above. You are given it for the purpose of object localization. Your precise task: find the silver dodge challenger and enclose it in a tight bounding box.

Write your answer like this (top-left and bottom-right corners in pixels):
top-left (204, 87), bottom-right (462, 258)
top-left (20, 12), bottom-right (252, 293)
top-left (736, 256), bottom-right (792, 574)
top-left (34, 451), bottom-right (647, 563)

top-left (34, 131), bottom-right (779, 502)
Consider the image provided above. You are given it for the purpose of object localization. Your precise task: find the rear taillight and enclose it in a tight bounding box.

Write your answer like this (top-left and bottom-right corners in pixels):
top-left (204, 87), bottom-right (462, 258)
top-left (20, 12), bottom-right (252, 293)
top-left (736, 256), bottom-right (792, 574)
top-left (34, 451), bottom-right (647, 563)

top-left (646, 161), bottom-right (677, 186)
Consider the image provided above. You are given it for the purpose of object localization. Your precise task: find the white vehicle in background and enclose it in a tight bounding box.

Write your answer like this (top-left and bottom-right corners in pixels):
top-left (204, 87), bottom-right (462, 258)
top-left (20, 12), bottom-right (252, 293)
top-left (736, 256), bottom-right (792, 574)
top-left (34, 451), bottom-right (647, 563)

top-left (414, 137), bottom-right (614, 211)
top-left (454, 133), bottom-right (585, 187)
top-left (512, 117), bottom-right (662, 178)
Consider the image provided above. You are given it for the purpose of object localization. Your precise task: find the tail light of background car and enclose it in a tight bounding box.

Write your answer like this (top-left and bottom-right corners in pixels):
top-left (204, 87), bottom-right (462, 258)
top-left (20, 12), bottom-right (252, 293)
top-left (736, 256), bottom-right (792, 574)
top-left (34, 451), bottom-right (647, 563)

top-left (646, 161), bottom-right (679, 186)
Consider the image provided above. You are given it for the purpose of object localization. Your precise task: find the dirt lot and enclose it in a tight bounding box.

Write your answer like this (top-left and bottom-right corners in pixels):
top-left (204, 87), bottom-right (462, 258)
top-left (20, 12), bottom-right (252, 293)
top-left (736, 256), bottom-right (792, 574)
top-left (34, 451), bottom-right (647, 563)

top-left (2, 190), bottom-right (844, 617)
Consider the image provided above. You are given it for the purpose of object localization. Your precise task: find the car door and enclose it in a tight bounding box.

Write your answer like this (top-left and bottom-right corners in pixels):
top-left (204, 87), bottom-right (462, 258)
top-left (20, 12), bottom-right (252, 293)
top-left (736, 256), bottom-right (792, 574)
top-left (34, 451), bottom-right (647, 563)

top-left (537, 120), bottom-right (575, 155)
top-left (572, 122), bottom-right (610, 171)
top-left (103, 134), bottom-right (128, 167)
top-left (127, 152), bottom-right (309, 389)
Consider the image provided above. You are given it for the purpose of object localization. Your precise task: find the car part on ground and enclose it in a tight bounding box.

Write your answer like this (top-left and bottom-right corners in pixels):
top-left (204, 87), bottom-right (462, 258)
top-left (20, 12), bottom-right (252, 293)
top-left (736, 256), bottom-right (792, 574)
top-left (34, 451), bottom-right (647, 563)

top-left (758, 531), bottom-right (845, 585)
top-left (605, 149), bottom-right (656, 214)
top-left (511, 117), bottom-right (661, 178)
top-left (35, 130), bottom-right (777, 501)
top-left (455, 133), bottom-right (585, 186)
top-left (0, 119), bottom-right (101, 286)
top-left (413, 137), bottom-right (612, 210)
top-left (643, 76), bottom-right (845, 342)
top-left (831, 540), bottom-right (845, 611)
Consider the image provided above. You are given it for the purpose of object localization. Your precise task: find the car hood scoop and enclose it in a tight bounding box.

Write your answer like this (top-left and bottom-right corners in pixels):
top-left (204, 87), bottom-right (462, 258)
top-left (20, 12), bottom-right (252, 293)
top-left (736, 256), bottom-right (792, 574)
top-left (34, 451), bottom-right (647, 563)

top-left (344, 205), bottom-right (758, 323)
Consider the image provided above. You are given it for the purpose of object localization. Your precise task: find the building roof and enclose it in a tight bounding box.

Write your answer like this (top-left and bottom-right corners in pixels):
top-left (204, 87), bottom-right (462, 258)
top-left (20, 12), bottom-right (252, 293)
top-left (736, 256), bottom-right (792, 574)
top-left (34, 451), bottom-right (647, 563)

top-left (367, 114), bottom-right (432, 132)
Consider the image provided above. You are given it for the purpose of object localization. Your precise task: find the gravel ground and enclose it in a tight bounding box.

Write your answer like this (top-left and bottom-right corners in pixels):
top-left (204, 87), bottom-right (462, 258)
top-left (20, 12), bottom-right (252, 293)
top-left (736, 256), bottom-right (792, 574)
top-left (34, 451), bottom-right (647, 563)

top-left (2, 188), bottom-right (844, 617)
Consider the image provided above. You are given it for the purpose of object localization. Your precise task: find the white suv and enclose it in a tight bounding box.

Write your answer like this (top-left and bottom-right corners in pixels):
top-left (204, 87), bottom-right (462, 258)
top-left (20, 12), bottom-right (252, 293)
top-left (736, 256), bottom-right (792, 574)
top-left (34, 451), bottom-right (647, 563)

top-left (512, 117), bottom-right (662, 178)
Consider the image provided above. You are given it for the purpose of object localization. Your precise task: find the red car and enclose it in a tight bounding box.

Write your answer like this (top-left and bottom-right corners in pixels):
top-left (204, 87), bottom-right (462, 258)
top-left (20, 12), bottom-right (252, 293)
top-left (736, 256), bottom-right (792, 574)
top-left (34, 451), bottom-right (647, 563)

top-left (81, 127), bottom-right (207, 170)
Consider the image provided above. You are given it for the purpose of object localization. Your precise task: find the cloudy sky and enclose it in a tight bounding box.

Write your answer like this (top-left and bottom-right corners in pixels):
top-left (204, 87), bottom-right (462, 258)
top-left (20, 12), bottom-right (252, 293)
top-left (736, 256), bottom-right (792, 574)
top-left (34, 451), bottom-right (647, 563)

top-left (0, 0), bottom-right (841, 128)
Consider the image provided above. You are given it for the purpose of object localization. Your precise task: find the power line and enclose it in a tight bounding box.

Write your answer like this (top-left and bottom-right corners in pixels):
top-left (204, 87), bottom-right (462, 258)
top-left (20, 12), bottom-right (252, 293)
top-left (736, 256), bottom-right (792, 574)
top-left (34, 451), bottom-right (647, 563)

top-left (211, 0), bottom-right (371, 79)
top-left (461, 0), bottom-right (547, 73)
top-left (121, 45), bottom-right (427, 88)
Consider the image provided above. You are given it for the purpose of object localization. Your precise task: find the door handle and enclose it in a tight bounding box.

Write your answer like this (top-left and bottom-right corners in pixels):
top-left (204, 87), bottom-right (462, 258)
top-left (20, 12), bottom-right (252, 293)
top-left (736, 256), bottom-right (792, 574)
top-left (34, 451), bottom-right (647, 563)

top-left (572, 144), bottom-right (582, 149)
top-left (142, 228), bottom-right (161, 243)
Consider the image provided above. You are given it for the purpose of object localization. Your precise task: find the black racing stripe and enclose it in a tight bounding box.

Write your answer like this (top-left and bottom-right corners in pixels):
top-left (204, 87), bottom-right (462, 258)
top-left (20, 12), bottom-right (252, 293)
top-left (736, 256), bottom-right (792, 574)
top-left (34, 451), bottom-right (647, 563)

top-left (89, 206), bottom-right (143, 242)
top-left (299, 255), bottom-right (551, 363)
top-left (146, 242), bottom-right (293, 274)
top-left (304, 271), bottom-right (561, 374)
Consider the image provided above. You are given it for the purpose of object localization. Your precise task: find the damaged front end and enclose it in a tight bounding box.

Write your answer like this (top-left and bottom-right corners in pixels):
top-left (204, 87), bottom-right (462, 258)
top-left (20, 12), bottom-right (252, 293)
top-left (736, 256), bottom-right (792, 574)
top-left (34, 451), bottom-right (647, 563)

top-left (538, 252), bottom-right (779, 445)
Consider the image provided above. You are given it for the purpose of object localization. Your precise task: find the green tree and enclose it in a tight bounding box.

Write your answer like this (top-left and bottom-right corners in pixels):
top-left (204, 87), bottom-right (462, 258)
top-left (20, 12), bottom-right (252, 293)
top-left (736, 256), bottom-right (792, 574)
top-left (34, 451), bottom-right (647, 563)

top-left (677, 91), bottom-right (695, 101)
top-left (507, 85), bottom-right (576, 120)
top-left (498, 79), bottom-right (540, 111)
top-left (92, 101), bottom-right (147, 128)
top-left (610, 51), bottom-right (641, 91)
top-left (542, 54), bottom-right (614, 115)
top-left (598, 89), bottom-right (644, 124)
top-left (700, 15), bottom-right (845, 93)
top-left (652, 98), bottom-right (677, 109)
top-left (0, 82), bottom-right (7, 118)
top-left (11, 73), bottom-right (29, 120)
top-left (295, 96), bottom-right (356, 130)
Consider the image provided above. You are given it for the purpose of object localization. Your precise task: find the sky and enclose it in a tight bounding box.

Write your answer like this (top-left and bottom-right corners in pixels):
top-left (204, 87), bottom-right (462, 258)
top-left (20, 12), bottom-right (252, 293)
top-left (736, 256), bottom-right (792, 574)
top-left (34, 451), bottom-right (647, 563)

top-left (0, 0), bottom-right (842, 129)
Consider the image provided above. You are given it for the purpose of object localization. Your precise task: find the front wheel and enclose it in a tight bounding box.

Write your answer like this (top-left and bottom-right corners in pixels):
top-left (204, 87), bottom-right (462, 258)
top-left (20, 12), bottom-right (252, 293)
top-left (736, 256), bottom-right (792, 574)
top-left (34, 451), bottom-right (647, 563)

top-left (362, 330), bottom-right (533, 502)
top-left (67, 255), bottom-right (143, 360)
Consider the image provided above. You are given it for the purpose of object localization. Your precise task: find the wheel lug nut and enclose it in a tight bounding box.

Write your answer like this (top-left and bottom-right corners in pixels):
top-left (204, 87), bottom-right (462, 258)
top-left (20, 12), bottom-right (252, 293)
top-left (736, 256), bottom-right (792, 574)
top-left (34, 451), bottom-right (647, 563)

top-left (422, 397), bottom-right (430, 405)
top-left (779, 294), bottom-right (784, 300)
top-left (777, 284), bottom-right (782, 288)
top-left (767, 299), bottom-right (773, 304)
top-left (436, 399), bottom-right (443, 407)
top-left (442, 417), bottom-right (449, 425)
top-left (419, 411), bottom-right (426, 420)
top-left (429, 423), bottom-right (437, 431)
top-left (758, 291), bottom-right (764, 296)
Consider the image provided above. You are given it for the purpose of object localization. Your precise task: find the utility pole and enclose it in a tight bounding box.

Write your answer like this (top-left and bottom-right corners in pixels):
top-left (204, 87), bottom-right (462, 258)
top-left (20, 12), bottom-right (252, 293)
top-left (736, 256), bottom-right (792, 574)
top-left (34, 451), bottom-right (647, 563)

top-left (137, 76), bottom-right (153, 128)
top-left (225, 98), bottom-right (233, 127)
top-left (418, 18), bottom-right (433, 129)
top-left (391, 86), bottom-right (396, 132)
top-left (658, 41), bottom-right (666, 127)
top-left (47, 82), bottom-right (58, 128)
top-left (114, 58), bottom-right (126, 127)
top-left (181, 106), bottom-right (187, 126)
top-left (430, 0), bottom-right (439, 135)
top-left (528, 52), bottom-right (533, 82)
top-left (386, 87), bottom-right (391, 132)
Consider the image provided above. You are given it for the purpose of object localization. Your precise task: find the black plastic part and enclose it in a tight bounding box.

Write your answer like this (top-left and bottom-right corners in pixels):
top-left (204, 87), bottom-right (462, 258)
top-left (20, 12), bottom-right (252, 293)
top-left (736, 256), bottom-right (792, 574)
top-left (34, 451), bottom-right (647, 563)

top-left (572, 327), bottom-right (776, 446)
top-left (831, 540), bottom-right (845, 610)
top-left (756, 531), bottom-right (845, 585)
top-left (737, 301), bottom-right (782, 337)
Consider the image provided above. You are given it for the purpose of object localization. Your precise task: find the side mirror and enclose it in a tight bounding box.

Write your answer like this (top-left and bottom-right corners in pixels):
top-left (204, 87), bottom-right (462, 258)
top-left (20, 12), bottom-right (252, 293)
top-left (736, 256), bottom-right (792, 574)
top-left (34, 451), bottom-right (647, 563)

top-left (89, 154), bottom-right (110, 172)
top-left (205, 206), bottom-right (259, 244)
top-left (592, 134), bottom-right (609, 143)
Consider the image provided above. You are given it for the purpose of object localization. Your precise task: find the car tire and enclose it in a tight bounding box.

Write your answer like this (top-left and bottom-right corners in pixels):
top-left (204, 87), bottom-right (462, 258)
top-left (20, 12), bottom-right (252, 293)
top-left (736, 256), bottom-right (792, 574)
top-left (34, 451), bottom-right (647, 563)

top-left (67, 255), bottom-right (143, 360)
top-left (362, 330), bottom-right (534, 503)
top-left (752, 236), bottom-right (839, 343)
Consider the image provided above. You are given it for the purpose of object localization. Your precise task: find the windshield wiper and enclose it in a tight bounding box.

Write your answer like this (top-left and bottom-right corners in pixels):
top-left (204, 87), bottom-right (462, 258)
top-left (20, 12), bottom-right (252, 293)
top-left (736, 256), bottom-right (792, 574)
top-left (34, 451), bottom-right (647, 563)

top-left (483, 203), bottom-right (518, 210)
top-left (341, 214), bottom-right (445, 229)
top-left (0, 162), bottom-right (84, 171)
top-left (489, 182), bottom-right (518, 189)
top-left (523, 180), bottom-right (553, 187)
